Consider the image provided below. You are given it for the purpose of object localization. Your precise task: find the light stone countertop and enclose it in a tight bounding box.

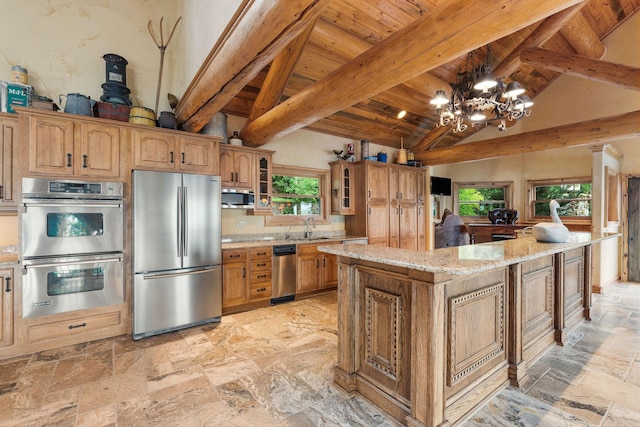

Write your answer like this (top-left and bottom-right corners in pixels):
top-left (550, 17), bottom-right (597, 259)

top-left (318, 232), bottom-right (620, 275)
top-left (0, 246), bottom-right (18, 266)
top-left (221, 235), bottom-right (367, 250)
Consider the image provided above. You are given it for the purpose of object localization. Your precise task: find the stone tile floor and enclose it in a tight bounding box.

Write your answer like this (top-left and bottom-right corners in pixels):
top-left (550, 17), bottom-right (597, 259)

top-left (0, 284), bottom-right (639, 426)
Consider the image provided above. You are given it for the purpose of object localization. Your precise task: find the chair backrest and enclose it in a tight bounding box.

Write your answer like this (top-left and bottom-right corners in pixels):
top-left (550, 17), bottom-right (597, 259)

top-left (435, 209), bottom-right (471, 248)
top-left (488, 208), bottom-right (519, 224)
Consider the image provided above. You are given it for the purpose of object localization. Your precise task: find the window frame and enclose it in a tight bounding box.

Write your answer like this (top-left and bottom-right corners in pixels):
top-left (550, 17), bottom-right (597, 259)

top-left (265, 165), bottom-right (331, 226)
top-left (453, 181), bottom-right (514, 223)
top-left (526, 177), bottom-right (592, 225)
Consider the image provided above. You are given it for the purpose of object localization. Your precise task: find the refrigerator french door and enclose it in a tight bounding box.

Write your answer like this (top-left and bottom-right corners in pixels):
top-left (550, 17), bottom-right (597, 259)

top-left (132, 170), bottom-right (222, 340)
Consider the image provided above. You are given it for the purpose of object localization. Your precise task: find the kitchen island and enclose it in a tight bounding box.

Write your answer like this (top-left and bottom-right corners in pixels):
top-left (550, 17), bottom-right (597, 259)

top-left (318, 232), bottom-right (619, 426)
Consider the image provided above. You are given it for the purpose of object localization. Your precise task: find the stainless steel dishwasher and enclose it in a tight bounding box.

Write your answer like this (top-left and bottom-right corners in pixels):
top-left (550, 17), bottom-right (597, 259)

top-left (271, 244), bottom-right (297, 305)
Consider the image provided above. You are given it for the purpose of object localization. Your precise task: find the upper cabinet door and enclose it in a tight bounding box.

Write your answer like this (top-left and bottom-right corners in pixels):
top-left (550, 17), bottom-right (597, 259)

top-left (76, 122), bottom-right (122, 178)
top-left (27, 114), bottom-right (75, 175)
top-left (366, 162), bottom-right (388, 202)
top-left (132, 128), bottom-right (177, 170)
top-left (0, 116), bottom-right (17, 208)
top-left (179, 136), bottom-right (219, 174)
top-left (233, 151), bottom-right (253, 188)
top-left (398, 168), bottom-right (417, 203)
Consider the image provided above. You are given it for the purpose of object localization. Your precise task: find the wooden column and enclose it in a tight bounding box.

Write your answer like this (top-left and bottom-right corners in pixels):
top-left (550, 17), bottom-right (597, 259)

top-left (408, 278), bottom-right (447, 427)
top-left (507, 263), bottom-right (528, 387)
top-left (554, 252), bottom-right (567, 345)
top-left (334, 258), bottom-right (358, 394)
top-left (583, 244), bottom-right (593, 321)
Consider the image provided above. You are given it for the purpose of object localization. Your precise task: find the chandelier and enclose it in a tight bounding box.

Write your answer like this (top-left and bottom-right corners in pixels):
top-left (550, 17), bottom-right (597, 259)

top-left (430, 46), bottom-right (533, 133)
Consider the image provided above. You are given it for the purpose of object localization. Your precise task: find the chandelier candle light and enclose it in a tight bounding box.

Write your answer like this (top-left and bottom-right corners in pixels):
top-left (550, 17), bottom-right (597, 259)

top-left (430, 45), bottom-right (533, 133)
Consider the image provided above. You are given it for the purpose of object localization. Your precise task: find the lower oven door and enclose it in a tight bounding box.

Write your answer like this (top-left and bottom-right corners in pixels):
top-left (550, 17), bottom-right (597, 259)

top-left (22, 255), bottom-right (124, 318)
top-left (21, 199), bottom-right (123, 258)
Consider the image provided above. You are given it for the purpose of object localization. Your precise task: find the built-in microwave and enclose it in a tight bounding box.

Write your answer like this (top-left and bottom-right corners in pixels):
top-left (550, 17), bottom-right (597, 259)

top-left (221, 188), bottom-right (254, 209)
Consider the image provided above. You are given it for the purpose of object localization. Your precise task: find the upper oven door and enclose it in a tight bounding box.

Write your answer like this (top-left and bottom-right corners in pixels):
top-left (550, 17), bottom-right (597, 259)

top-left (21, 199), bottom-right (124, 258)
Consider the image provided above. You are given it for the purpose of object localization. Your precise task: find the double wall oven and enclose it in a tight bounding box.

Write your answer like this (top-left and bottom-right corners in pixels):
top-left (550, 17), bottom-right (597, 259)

top-left (21, 178), bottom-right (124, 318)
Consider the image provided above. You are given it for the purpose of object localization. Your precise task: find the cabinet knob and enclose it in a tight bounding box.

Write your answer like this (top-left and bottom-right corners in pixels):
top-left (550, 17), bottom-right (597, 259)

top-left (4, 277), bottom-right (10, 293)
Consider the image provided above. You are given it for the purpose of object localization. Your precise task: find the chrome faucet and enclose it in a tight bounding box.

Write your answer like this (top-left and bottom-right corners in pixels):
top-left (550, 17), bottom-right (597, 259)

top-left (304, 217), bottom-right (316, 238)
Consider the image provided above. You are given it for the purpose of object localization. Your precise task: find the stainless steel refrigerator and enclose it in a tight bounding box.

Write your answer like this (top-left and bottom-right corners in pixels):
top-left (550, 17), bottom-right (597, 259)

top-left (132, 170), bottom-right (222, 340)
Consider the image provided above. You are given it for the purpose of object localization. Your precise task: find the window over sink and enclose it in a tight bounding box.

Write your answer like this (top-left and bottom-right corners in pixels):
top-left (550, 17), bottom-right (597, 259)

top-left (265, 165), bottom-right (330, 226)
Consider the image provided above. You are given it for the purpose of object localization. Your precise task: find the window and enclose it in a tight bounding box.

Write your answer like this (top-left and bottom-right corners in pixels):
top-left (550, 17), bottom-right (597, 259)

top-left (265, 165), bottom-right (330, 226)
top-left (454, 182), bottom-right (513, 220)
top-left (528, 177), bottom-right (592, 223)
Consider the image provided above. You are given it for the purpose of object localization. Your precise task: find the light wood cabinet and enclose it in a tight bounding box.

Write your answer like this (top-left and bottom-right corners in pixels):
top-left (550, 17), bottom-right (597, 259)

top-left (220, 146), bottom-right (253, 188)
top-left (0, 114), bottom-right (17, 209)
top-left (0, 268), bottom-right (13, 348)
top-left (223, 246), bottom-right (274, 308)
top-left (25, 310), bottom-right (123, 344)
top-left (329, 161), bottom-right (356, 215)
top-left (346, 161), bottom-right (426, 249)
top-left (297, 243), bottom-right (338, 293)
top-left (132, 128), bottom-right (219, 174)
top-left (366, 162), bottom-right (389, 202)
top-left (23, 111), bottom-right (124, 178)
top-left (249, 247), bottom-right (272, 301)
top-left (222, 249), bottom-right (249, 307)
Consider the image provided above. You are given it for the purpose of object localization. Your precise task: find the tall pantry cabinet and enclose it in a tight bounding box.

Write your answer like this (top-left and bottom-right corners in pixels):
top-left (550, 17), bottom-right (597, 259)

top-left (344, 161), bottom-right (427, 250)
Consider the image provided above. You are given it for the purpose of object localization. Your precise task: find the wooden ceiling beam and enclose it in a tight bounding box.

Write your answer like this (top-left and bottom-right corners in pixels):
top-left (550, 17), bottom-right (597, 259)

top-left (241, 0), bottom-right (584, 145)
top-left (492, 3), bottom-right (586, 80)
top-left (411, 126), bottom-right (451, 153)
top-left (247, 17), bottom-right (318, 123)
top-left (414, 110), bottom-right (640, 165)
top-left (175, 0), bottom-right (330, 133)
top-left (521, 47), bottom-right (640, 91)
top-left (560, 12), bottom-right (606, 59)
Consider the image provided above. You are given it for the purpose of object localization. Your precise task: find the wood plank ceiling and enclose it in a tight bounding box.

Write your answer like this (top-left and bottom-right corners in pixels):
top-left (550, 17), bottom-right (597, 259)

top-left (175, 0), bottom-right (640, 163)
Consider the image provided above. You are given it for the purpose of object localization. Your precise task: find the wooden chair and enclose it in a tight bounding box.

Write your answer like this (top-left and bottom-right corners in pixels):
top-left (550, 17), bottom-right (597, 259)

top-left (434, 209), bottom-right (471, 248)
top-left (488, 208), bottom-right (519, 224)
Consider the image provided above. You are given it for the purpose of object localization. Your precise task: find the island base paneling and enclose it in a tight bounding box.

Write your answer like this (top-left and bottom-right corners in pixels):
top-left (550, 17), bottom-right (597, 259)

top-left (327, 236), bottom-right (600, 426)
top-left (334, 259), bottom-right (511, 426)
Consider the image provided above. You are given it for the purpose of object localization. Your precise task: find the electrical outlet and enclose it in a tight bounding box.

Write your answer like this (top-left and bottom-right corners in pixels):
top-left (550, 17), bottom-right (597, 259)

top-left (237, 221), bottom-right (245, 229)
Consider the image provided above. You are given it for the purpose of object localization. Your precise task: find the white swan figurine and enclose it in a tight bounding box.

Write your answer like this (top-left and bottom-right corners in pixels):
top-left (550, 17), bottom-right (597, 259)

top-left (532, 200), bottom-right (569, 243)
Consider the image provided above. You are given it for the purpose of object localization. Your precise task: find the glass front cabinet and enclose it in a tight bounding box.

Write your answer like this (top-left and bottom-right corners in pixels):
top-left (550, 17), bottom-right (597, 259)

top-left (254, 153), bottom-right (273, 214)
top-left (330, 161), bottom-right (356, 215)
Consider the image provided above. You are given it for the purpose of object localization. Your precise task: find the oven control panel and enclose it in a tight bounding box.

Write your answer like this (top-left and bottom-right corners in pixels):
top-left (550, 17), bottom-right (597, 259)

top-left (22, 177), bottom-right (123, 199)
top-left (50, 181), bottom-right (102, 194)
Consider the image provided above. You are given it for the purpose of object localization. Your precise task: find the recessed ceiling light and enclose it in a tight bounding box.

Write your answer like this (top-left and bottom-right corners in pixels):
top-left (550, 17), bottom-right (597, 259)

top-left (397, 110), bottom-right (407, 119)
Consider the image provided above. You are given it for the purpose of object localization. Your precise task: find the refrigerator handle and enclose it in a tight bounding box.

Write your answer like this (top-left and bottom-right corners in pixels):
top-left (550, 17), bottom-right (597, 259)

top-left (183, 186), bottom-right (188, 257)
top-left (177, 186), bottom-right (182, 258)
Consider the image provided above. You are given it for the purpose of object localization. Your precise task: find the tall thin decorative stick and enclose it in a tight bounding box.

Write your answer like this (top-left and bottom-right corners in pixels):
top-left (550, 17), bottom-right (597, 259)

top-left (148, 16), bottom-right (181, 116)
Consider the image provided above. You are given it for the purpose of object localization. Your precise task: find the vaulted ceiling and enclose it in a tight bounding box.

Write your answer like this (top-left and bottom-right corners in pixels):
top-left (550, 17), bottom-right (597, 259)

top-left (175, 0), bottom-right (640, 164)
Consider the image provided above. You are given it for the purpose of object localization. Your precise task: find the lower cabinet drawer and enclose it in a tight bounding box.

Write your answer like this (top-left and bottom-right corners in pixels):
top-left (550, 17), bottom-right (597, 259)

top-left (27, 311), bottom-right (122, 344)
top-left (250, 283), bottom-right (272, 300)
top-left (251, 270), bottom-right (272, 283)
top-left (251, 260), bottom-right (272, 271)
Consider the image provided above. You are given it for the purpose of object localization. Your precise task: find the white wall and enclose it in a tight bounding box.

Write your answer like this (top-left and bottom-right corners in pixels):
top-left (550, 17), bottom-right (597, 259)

top-left (0, 0), bottom-right (179, 113)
